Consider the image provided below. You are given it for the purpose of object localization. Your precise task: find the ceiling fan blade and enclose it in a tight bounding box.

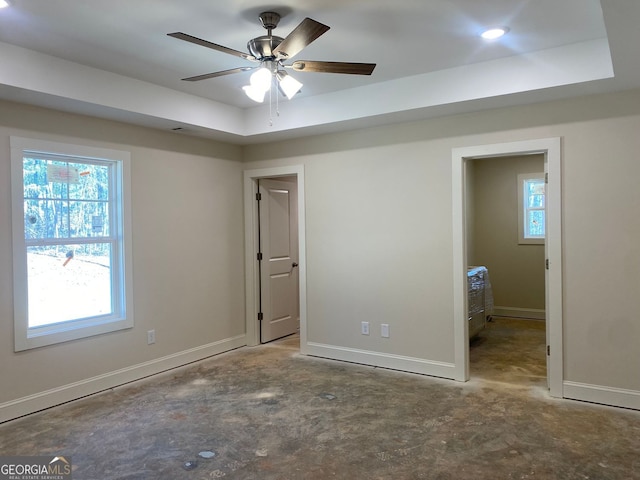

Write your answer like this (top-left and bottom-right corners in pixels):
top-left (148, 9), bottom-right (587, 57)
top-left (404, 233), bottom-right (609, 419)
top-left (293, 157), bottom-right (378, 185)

top-left (168, 32), bottom-right (256, 61)
top-left (182, 67), bottom-right (256, 82)
top-left (272, 18), bottom-right (330, 59)
top-left (289, 61), bottom-right (376, 75)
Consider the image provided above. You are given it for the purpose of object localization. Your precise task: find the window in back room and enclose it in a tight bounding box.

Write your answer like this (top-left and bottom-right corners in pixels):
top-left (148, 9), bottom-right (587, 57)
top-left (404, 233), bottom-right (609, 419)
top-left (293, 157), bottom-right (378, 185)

top-left (518, 173), bottom-right (545, 245)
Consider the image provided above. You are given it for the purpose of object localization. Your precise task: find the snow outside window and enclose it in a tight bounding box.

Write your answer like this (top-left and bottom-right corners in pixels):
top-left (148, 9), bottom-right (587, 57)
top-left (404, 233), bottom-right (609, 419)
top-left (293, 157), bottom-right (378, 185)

top-left (11, 137), bottom-right (133, 351)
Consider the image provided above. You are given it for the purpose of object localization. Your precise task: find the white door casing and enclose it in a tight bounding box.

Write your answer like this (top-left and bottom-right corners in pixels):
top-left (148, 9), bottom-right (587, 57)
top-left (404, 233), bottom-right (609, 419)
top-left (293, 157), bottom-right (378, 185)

top-left (543, 158), bottom-right (551, 387)
top-left (452, 138), bottom-right (563, 397)
top-left (244, 165), bottom-right (307, 350)
top-left (258, 177), bottom-right (299, 343)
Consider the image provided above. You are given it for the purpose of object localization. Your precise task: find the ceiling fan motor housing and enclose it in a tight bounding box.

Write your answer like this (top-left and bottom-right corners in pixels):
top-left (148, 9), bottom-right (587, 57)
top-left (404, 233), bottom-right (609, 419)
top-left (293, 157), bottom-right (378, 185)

top-left (248, 12), bottom-right (284, 59)
top-left (247, 35), bottom-right (284, 59)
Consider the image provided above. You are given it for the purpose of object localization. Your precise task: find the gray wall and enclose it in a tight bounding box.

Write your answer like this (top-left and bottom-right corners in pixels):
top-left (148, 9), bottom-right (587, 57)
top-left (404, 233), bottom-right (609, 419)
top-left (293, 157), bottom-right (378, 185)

top-left (470, 154), bottom-right (546, 314)
top-left (0, 100), bottom-right (246, 412)
top-left (2, 87), bottom-right (640, 417)
top-left (244, 89), bottom-right (640, 397)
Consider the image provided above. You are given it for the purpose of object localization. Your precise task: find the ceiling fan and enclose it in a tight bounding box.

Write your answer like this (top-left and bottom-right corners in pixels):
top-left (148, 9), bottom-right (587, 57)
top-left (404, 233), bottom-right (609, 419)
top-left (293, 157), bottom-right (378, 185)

top-left (168, 11), bottom-right (376, 103)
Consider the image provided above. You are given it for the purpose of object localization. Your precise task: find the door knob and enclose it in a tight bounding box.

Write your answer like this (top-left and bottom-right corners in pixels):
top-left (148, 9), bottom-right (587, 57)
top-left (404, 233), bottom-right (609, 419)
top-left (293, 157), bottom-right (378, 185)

top-left (292, 262), bottom-right (299, 268)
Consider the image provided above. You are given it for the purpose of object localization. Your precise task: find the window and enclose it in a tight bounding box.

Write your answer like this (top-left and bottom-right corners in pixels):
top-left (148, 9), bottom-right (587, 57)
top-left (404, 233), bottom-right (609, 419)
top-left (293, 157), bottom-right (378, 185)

top-left (517, 173), bottom-right (545, 244)
top-left (11, 137), bottom-right (133, 351)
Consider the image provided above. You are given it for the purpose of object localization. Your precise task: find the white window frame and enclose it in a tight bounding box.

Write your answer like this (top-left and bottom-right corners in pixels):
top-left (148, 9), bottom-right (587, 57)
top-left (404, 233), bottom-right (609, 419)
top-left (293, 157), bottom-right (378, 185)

top-left (517, 172), bottom-right (545, 245)
top-left (11, 136), bottom-right (134, 351)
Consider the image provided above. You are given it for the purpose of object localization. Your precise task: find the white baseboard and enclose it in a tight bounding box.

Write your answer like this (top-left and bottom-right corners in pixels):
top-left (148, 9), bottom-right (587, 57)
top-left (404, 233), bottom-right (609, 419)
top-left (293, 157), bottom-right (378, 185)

top-left (563, 381), bottom-right (640, 411)
top-left (305, 342), bottom-right (456, 379)
top-left (492, 306), bottom-right (545, 320)
top-left (0, 334), bottom-right (246, 424)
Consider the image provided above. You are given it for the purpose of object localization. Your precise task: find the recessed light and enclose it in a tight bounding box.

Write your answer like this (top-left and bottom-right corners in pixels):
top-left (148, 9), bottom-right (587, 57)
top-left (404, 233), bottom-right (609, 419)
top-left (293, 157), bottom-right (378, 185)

top-left (481, 27), bottom-right (510, 40)
top-left (0, 0), bottom-right (11, 9)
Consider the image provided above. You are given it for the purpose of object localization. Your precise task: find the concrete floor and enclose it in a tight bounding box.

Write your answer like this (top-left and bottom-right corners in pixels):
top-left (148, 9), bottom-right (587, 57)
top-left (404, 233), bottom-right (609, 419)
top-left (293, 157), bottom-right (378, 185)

top-left (2, 318), bottom-right (639, 479)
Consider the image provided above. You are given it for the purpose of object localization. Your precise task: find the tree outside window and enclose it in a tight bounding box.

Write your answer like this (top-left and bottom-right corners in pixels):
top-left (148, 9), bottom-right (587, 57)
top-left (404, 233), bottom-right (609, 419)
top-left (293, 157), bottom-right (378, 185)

top-left (11, 137), bottom-right (133, 351)
top-left (518, 173), bottom-right (545, 245)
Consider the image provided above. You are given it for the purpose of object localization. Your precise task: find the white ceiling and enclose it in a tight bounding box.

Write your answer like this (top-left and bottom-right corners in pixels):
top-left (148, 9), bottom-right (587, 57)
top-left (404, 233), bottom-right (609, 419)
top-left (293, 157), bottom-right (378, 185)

top-left (0, 0), bottom-right (638, 144)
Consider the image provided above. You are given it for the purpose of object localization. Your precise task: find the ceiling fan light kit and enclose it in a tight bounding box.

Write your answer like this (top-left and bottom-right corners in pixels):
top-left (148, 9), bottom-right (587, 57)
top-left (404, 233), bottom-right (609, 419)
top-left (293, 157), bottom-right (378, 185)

top-left (242, 63), bottom-right (275, 103)
top-left (277, 71), bottom-right (303, 100)
top-left (168, 10), bottom-right (376, 121)
top-left (242, 83), bottom-right (266, 103)
top-left (250, 65), bottom-right (273, 91)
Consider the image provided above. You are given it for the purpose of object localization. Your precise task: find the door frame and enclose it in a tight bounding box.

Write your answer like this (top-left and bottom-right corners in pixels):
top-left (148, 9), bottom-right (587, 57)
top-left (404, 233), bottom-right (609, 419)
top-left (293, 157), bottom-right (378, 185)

top-left (244, 165), bottom-right (307, 349)
top-left (451, 138), bottom-right (563, 397)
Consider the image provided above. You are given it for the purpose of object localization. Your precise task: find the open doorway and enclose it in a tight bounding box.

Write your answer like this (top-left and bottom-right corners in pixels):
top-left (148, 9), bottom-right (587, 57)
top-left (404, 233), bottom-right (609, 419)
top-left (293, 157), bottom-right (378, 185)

top-left (466, 154), bottom-right (546, 387)
top-left (243, 165), bottom-right (307, 351)
top-left (452, 138), bottom-right (563, 398)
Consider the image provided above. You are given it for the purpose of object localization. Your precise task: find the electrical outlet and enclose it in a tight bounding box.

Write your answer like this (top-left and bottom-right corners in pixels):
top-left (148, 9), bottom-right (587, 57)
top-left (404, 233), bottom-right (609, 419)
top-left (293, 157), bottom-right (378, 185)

top-left (381, 324), bottom-right (390, 338)
top-left (361, 321), bottom-right (370, 335)
top-left (147, 329), bottom-right (156, 345)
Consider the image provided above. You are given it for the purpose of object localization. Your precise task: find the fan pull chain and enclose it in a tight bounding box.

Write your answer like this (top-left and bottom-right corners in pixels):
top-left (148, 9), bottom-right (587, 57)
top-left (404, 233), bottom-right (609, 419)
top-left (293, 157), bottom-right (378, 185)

top-left (269, 77), bottom-right (274, 127)
top-left (276, 79), bottom-right (280, 119)
top-left (267, 75), bottom-right (281, 127)
top-left (269, 79), bottom-right (273, 127)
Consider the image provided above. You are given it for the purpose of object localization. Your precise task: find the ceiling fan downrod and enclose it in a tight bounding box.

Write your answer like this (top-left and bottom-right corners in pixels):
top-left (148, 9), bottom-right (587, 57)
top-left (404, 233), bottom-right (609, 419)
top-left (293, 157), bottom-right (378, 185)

top-left (259, 11), bottom-right (281, 36)
top-left (248, 12), bottom-right (284, 59)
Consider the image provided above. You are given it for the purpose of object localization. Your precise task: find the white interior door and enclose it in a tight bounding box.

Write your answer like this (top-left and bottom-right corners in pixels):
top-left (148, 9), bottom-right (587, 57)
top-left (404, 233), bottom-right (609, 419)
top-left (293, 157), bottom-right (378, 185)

top-left (258, 177), bottom-right (299, 343)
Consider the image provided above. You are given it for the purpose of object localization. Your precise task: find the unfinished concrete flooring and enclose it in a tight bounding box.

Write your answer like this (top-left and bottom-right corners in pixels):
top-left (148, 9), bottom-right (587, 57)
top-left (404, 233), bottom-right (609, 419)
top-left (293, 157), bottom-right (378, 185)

top-left (2, 318), bottom-right (639, 479)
